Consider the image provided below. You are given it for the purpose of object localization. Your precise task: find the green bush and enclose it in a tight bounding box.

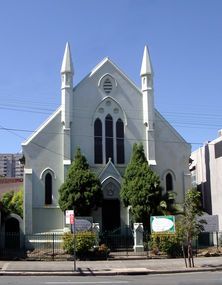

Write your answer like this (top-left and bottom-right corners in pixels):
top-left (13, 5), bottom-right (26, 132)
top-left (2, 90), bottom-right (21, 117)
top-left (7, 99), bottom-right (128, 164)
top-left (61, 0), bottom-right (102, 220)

top-left (149, 233), bottom-right (182, 258)
top-left (63, 231), bottom-right (96, 256)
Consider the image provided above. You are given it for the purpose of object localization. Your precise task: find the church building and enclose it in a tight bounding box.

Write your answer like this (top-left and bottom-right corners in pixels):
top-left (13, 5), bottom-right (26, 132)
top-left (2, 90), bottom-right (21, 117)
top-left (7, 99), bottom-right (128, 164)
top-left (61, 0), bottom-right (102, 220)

top-left (22, 43), bottom-right (191, 234)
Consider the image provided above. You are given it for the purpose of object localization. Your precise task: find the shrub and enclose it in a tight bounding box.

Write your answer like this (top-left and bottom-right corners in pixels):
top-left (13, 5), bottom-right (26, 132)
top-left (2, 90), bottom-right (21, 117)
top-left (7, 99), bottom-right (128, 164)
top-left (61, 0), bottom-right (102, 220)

top-left (149, 232), bottom-right (182, 258)
top-left (63, 231), bottom-right (96, 256)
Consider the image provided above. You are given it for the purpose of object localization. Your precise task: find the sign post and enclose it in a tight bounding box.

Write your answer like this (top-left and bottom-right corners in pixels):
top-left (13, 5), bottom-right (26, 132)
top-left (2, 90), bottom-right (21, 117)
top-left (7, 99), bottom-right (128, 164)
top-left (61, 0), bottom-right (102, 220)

top-left (66, 209), bottom-right (76, 271)
top-left (72, 206), bottom-right (76, 272)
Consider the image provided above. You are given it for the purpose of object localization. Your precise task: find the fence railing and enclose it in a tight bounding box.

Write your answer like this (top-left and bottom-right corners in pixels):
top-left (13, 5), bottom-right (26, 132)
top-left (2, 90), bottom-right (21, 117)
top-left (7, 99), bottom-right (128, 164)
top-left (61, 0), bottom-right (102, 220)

top-left (0, 231), bottom-right (221, 260)
top-left (0, 233), bottom-right (65, 260)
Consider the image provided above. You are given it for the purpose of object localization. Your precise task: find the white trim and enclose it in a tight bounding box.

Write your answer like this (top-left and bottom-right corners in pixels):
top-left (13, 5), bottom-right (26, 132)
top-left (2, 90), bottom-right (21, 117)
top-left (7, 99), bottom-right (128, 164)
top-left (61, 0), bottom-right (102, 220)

top-left (162, 169), bottom-right (176, 193)
top-left (89, 57), bottom-right (142, 94)
top-left (24, 168), bottom-right (32, 174)
top-left (99, 159), bottom-right (121, 181)
top-left (98, 73), bottom-right (118, 88)
top-left (91, 96), bottom-right (128, 126)
top-left (161, 169), bottom-right (176, 181)
top-left (90, 57), bottom-right (110, 76)
top-left (22, 107), bottom-right (62, 146)
top-left (148, 160), bottom-right (157, 166)
top-left (40, 167), bottom-right (56, 180)
top-left (33, 205), bottom-right (60, 209)
top-left (63, 159), bottom-right (71, 165)
top-left (155, 110), bottom-right (189, 145)
top-left (101, 175), bottom-right (121, 185)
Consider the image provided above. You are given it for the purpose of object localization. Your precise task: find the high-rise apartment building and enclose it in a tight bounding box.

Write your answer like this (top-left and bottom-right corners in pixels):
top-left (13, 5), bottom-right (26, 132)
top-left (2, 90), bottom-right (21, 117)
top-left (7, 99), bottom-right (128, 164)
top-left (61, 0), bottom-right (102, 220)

top-left (0, 153), bottom-right (24, 178)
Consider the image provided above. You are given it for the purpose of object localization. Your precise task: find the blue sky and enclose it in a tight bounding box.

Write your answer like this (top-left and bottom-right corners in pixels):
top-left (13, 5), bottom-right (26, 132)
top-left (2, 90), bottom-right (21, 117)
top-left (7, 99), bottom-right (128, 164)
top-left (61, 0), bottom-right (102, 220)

top-left (0, 0), bottom-right (222, 153)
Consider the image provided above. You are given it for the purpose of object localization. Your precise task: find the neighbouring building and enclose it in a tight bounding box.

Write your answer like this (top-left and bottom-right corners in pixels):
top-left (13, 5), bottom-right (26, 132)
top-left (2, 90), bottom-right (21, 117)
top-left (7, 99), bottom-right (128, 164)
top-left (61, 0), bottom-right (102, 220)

top-left (0, 178), bottom-right (23, 197)
top-left (22, 43), bottom-right (191, 234)
top-left (190, 130), bottom-right (222, 232)
top-left (0, 154), bottom-right (24, 178)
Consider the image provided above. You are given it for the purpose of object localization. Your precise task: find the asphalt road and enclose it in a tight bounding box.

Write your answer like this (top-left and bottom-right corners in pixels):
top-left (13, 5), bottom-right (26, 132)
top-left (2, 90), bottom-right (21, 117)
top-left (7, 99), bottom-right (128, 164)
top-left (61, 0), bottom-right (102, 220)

top-left (1, 272), bottom-right (222, 285)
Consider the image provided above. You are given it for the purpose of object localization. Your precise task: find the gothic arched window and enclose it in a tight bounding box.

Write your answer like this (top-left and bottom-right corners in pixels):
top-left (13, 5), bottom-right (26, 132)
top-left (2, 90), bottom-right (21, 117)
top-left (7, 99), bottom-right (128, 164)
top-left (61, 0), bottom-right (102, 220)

top-left (166, 173), bottom-right (173, 192)
top-left (45, 173), bottom-right (52, 204)
top-left (94, 118), bottom-right (103, 164)
top-left (105, 114), bottom-right (113, 163)
top-left (116, 118), bottom-right (125, 164)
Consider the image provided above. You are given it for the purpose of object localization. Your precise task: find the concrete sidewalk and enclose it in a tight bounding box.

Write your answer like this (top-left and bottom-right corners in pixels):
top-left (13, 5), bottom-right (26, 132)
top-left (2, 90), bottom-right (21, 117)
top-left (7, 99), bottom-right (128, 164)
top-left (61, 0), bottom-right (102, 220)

top-left (0, 257), bottom-right (222, 276)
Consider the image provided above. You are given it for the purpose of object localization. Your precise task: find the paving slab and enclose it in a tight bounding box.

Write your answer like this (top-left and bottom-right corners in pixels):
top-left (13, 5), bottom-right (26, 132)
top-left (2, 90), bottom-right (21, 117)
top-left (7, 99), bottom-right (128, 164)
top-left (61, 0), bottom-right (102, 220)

top-left (0, 257), bottom-right (222, 276)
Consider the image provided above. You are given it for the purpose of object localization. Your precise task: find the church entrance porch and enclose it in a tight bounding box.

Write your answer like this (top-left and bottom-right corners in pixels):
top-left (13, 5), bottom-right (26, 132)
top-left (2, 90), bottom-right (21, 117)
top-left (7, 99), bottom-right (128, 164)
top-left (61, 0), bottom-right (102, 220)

top-left (102, 199), bottom-right (120, 232)
top-left (101, 177), bottom-right (122, 232)
top-left (100, 178), bottom-right (133, 251)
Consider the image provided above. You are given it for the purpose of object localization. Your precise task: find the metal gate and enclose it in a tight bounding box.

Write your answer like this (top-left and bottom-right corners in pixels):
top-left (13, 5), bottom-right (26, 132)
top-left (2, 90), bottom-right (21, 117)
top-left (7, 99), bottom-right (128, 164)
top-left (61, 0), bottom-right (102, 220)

top-left (100, 226), bottom-right (134, 251)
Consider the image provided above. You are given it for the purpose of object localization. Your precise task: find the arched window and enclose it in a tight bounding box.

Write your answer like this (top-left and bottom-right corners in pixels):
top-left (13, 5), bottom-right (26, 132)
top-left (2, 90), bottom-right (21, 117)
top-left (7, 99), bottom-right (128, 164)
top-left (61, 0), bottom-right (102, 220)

top-left (166, 173), bottom-right (173, 192)
top-left (45, 173), bottom-right (52, 204)
top-left (94, 118), bottom-right (103, 164)
top-left (116, 118), bottom-right (124, 164)
top-left (105, 114), bottom-right (113, 163)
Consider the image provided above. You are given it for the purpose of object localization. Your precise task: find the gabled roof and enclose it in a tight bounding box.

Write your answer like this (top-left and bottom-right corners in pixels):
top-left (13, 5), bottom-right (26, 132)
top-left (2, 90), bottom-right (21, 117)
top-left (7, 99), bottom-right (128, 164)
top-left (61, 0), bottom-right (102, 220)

top-left (89, 57), bottom-right (142, 94)
top-left (22, 107), bottom-right (62, 146)
top-left (155, 110), bottom-right (189, 145)
top-left (99, 158), bottom-right (122, 184)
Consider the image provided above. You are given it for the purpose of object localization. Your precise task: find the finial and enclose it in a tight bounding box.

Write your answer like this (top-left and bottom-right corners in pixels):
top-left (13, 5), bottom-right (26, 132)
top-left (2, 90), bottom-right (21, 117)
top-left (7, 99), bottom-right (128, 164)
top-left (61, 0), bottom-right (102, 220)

top-left (61, 42), bottom-right (74, 74)
top-left (140, 45), bottom-right (152, 76)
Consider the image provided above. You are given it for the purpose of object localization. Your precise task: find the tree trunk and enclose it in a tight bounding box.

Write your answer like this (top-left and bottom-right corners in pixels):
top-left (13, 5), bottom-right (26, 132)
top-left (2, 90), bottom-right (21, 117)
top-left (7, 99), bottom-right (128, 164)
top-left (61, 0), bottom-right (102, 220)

top-left (187, 239), bottom-right (194, 268)
top-left (182, 244), bottom-right (187, 268)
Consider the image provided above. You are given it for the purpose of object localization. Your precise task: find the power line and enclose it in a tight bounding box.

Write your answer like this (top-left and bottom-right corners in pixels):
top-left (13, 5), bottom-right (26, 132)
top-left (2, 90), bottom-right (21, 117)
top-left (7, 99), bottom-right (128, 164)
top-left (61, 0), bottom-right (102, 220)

top-left (0, 123), bottom-right (70, 160)
top-left (0, 125), bottom-right (206, 146)
top-left (1, 104), bottom-right (222, 129)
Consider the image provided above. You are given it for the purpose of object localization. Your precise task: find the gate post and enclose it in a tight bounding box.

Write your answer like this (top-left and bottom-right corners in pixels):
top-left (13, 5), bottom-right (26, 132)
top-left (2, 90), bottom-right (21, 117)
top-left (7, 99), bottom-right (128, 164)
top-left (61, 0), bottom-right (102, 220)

top-left (92, 223), bottom-right (100, 246)
top-left (133, 223), bottom-right (144, 252)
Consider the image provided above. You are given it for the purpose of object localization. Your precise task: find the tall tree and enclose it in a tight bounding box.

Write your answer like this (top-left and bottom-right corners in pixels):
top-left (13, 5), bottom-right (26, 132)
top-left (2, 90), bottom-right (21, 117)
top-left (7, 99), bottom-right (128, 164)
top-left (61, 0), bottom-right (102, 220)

top-left (58, 147), bottom-right (102, 216)
top-left (120, 143), bottom-right (164, 229)
top-left (177, 188), bottom-right (205, 267)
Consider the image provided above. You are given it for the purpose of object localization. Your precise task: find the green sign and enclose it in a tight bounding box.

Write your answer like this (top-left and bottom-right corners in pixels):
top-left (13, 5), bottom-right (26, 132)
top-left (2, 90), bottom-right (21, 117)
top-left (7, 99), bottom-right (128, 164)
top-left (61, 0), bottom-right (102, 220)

top-left (150, 215), bottom-right (175, 234)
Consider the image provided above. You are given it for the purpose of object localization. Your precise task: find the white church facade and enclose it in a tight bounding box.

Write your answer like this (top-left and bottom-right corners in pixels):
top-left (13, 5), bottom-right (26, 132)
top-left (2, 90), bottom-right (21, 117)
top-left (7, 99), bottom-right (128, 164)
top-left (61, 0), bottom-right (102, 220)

top-left (22, 43), bottom-right (191, 234)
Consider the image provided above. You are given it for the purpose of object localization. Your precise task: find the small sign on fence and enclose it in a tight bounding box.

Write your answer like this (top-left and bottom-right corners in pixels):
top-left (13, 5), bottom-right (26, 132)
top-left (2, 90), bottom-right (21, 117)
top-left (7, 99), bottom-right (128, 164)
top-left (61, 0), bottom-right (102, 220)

top-left (70, 213), bottom-right (75, 225)
top-left (71, 217), bottom-right (93, 232)
top-left (197, 214), bottom-right (219, 233)
top-left (65, 210), bottom-right (74, 225)
top-left (150, 215), bottom-right (175, 234)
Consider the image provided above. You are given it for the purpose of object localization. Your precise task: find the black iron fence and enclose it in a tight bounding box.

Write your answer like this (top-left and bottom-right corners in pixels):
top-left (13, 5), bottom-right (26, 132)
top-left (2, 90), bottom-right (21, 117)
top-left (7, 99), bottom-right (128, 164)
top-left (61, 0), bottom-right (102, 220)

top-left (0, 233), bottom-right (65, 260)
top-left (99, 226), bottom-right (134, 251)
top-left (0, 231), bottom-right (221, 260)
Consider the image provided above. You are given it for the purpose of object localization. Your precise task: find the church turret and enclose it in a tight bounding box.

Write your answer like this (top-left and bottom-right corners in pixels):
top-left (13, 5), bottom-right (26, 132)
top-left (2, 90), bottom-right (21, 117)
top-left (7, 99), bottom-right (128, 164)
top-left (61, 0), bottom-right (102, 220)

top-left (61, 42), bottom-right (74, 129)
top-left (140, 46), bottom-right (156, 165)
top-left (61, 42), bottom-right (73, 171)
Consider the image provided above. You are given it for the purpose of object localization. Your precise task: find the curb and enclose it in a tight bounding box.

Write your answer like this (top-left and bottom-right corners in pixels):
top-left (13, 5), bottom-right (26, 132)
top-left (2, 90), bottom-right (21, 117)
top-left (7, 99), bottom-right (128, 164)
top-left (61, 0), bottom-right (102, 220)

top-left (1, 267), bottom-right (222, 276)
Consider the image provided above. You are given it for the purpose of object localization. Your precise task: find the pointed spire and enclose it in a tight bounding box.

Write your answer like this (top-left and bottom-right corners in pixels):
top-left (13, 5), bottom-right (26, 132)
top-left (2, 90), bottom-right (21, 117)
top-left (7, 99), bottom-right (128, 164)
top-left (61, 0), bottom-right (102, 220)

top-left (61, 42), bottom-right (74, 74)
top-left (140, 45), bottom-right (152, 76)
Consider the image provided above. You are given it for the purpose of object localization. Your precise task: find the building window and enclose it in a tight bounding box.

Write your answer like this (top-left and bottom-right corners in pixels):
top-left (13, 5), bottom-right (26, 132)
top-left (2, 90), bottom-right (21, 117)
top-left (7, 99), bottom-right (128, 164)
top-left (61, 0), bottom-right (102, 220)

top-left (94, 118), bottom-right (103, 164)
top-left (103, 77), bottom-right (113, 94)
top-left (191, 170), bottom-right (197, 187)
top-left (166, 173), bottom-right (173, 191)
top-left (105, 114), bottom-right (114, 163)
top-left (45, 173), bottom-right (52, 204)
top-left (116, 118), bottom-right (125, 164)
top-left (215, 141), bottom-right (222, 158)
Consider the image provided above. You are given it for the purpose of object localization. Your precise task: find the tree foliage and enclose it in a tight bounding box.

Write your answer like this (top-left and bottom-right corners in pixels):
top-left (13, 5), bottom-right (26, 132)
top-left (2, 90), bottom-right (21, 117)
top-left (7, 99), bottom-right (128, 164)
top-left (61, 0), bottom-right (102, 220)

top-left (58, 147), bottom-right (103, 216)
top-left (0, 189), bottom-right (23, 218)
top-left (120, 143), bottom-right (166, 228)
top-left (177, 188), bottom-right (205, 267)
